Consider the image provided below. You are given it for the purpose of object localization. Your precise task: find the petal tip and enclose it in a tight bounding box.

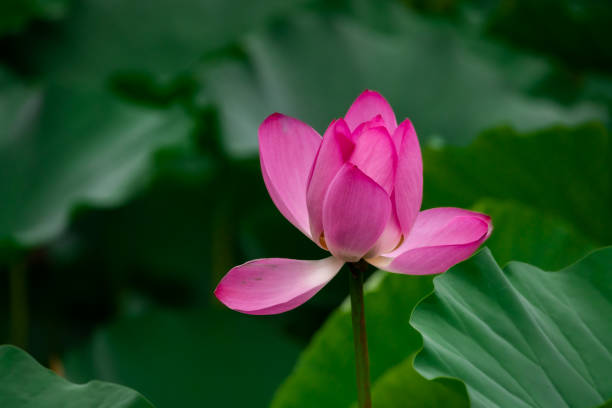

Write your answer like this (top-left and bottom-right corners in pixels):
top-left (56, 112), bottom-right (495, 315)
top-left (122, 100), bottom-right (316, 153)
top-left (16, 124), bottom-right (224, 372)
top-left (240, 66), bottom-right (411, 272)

top-left (377, 208), bottom-right (493, 275)
top-left (359, 89), bottom-right (383, 98)
top-left (260, 111), bottom-right (283, 125)
top-left (258, 113), bottom-right (321, 239)
top-left (345, 90), bottom-right (397, 133)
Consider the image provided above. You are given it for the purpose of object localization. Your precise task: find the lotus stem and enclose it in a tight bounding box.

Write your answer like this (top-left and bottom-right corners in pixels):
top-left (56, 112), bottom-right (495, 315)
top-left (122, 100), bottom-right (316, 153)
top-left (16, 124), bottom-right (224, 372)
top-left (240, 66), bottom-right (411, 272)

top-left (348, 260), bottom-right (371, 408)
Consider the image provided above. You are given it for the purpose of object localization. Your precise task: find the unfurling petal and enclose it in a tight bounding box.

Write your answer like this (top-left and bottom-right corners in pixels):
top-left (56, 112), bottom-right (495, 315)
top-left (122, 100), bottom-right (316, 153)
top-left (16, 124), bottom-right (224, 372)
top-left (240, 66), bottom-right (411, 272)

top-left (393, 119), bottom-right (423, 233)
top-left (306, 119), bottom-right (354, 242)
top-left (215, 257), bottom-right (344, 315)
top-left (323, 164), bottom-right (391, 262)
top-left (367, 208), bottom-right (492, 275)
top-left (259, 113), bottom-right (322, 238)
top-left (349, 127), bottom-right (397, 194)
top-left (344, 90), bottom-right (397, 134)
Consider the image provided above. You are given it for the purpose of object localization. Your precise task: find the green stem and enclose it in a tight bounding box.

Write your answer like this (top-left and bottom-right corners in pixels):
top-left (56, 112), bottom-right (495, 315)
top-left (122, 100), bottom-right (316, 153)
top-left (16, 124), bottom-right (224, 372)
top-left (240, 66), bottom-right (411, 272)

top-left (348, 261), bottom-right (372, 408)
top-left (9, 262), bottom-right (28, 348)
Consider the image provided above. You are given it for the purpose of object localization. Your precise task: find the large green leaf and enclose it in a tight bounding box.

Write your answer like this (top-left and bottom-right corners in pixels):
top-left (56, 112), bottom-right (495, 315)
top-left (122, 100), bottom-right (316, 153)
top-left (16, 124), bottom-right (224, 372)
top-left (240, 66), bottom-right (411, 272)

top-left (0, 71), bottom-right (193, 246)
top-left (423, 122), bottom-right (612, 244)
top-left (271, 198), bottom-right (595, 407)
top-left (483, 0), bottom-right (612, 72)
top-left (0, 345), bottom-right (154, 408)
top-left (357, 357), bottom-right (469, 408)
top-left (598, 399), bottom-right (612, 408)
top-left (200, 6), bottom-right (605, 156)
top-left (271, 271), bottom-right (439, 408)
top-left (411, 247), bottom-right (612, 408)
top-left (471, 198), bottom-right (596, 270)
top-left (0, 0), bottom-right (69, 37)
top-left (63, 307), bottom-right (301, 408)
top-left (0, 69), bottom-right (40, 148)
top-left (8, 0), bottom-right (309, 86)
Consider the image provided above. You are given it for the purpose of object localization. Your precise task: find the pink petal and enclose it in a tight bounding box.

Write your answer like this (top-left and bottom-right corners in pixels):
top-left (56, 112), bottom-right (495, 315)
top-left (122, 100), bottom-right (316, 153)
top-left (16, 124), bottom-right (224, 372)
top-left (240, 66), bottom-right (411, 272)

top-left (351, 114), bottom-right (385, 140)
top-left (215, 257), bottom-right (344, 315)
top-left (366, 197), bottom-right (403, 257)
top-left (259, 113), bottom-right (322, 238)
top-left (322, 164), bottom-right (392, 262)
top-left (367, 207), bottom-right (492, 275)
top-left (393, 119), bottom-right (423, 233)
top-left (344, 90), bottom-right (398, 134)
top-left (349, 126), bottom-right (397, 194)
top-left (306, 119), bottom-right (354, 243)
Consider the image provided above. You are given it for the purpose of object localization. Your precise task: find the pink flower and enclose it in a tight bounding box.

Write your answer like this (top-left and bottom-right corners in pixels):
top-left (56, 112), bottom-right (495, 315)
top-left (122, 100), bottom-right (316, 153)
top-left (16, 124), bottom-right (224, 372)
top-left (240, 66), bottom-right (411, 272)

top-left (215, 90), bottom-right (492, 315)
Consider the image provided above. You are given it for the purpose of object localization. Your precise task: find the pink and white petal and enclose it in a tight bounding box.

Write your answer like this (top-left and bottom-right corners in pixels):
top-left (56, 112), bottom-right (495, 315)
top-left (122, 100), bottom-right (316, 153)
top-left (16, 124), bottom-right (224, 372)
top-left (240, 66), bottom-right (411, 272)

top-left (323, 164), bottom-right (392, 262)
top-left (259, 113), bottom-right (322, 238)
top-left (349, 126), bottom-right (397, 194)
top-left (393, 119), bottom-right (423, 233)
top-left (344, 90), bottom-right (397, 134)
top-left (306, 119), bottom-right (354, 242)
top-left (367, 207), bottom-right (492, 275)
top-left (215, 257), bottom-right (344, 315)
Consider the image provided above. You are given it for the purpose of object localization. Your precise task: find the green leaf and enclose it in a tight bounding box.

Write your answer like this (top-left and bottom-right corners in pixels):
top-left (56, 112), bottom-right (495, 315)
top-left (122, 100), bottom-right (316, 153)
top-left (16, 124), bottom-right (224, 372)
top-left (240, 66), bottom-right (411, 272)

top-left (359, 357), bottom-right (469, 408)
top-left (411, 247), bottom-right (612, 408)
top-left (0, 69), bottom-right (40, 145)
top-left (598, 399), bottom-right (612, 408)
top-left (63, 307), bottom-right (301, 408)
top-left (271, 198), bottom-right (596, 407)
top-left (0, 345), bottom-right (154, 408)
top-left (471, 198), bottom-right (596, 270)
top-left (484, 0), bottom-right (612, 72)
top-left (0, 72), bottom-right (193, 246)
top-left (0, 0), bottom-right (69, 37)
top-left (200, 7), bottom-right (605, 156)
top-left (271, 272), bottom-right (438, 408)
top-left (423, 122), bottom-right (612, 244)
top-left (10, 0), bottom-right (310, 86)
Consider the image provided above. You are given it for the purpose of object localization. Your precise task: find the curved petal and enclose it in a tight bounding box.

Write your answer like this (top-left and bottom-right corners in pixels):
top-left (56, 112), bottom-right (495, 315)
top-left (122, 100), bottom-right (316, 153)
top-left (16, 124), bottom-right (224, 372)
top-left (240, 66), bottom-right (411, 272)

top-left (393, 119), bottom-right (423, 233)
top-left (215, 257), bottom-right (344, 315)
top-left (344, 90), bottom-right (397, 134)
top-left (349, 126), bottom-right (397, 194)
top-left (366, 196), bottom-right (402, 257)
top-left (306, 119), bottom-right (354, 242)
top-left (259, 113), bottom-right (322, 238)
top-left (323, 164), bottom-right (391, 262)
top-left (367, 208), bottom-right (492, 275)
top-left (351, 114), bottom-right (385, 140)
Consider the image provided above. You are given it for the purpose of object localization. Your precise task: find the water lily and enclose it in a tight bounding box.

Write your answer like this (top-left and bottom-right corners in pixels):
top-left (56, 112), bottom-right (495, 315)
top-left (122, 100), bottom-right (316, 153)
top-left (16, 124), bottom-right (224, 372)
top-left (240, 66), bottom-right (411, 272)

top-left (215, 90), bottom-right (492, 315)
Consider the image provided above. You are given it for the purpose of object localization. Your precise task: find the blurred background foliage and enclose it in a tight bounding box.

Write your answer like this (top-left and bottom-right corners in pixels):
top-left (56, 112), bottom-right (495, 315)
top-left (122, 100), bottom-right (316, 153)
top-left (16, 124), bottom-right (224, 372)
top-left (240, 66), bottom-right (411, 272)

top-left (0, 0), bottom-right (611, 406)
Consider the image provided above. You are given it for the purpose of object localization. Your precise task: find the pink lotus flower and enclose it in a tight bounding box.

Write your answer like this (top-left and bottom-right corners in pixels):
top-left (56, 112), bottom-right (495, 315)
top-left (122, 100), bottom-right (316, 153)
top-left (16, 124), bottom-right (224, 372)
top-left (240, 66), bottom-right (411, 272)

top-left (215, 90), bottom-right (492, 315)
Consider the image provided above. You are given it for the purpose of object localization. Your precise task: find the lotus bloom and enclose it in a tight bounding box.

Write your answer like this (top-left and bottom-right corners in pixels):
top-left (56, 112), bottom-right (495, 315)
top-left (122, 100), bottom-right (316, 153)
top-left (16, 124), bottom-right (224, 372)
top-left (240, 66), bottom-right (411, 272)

top-left (215, 90), bottom-right (492, 315)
